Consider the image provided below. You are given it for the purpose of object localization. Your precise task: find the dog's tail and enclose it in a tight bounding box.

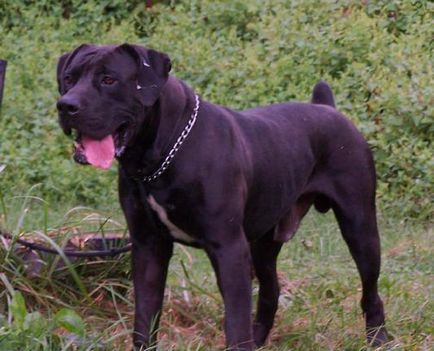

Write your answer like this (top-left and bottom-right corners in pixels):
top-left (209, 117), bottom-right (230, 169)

top-left (311, 80), bottom-right (335, 108)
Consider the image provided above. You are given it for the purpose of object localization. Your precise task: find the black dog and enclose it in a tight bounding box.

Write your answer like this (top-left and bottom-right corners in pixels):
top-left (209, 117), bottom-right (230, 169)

top-left (56, 44), bottom-right (388, 350)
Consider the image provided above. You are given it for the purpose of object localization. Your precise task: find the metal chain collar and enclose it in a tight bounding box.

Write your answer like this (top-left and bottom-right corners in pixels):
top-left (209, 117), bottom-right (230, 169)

top-left (143, 94), bottom-right (200, 183)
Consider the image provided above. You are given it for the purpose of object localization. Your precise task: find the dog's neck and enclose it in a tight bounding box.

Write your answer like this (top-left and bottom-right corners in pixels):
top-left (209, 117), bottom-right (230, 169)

top-left (118, 76), bottom-right (197, 181)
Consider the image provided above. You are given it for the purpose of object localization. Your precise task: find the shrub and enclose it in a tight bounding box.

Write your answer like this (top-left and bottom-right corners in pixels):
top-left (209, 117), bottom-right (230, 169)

top-left (0, 0), bottom-right (432, 220)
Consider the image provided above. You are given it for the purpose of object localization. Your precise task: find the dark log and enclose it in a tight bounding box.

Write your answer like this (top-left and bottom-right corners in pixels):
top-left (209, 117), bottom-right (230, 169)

top-left (0, 230), bottom-right (131, 258)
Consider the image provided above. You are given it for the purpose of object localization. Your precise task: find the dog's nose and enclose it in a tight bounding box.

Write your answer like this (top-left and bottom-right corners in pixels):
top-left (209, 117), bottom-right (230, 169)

top-left (57, 96), bottom-right (81, 116)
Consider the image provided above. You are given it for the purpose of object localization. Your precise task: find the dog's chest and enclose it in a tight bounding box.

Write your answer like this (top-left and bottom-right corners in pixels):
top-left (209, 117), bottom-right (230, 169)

top-left (147, 195), bottom-right (196, 243)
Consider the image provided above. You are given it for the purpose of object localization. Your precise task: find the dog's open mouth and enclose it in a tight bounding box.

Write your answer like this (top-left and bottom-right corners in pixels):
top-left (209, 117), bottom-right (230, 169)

top-left (72, 124), bottom-right (128, 169)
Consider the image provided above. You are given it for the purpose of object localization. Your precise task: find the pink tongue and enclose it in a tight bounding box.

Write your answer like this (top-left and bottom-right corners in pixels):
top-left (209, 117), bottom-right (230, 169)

top-left (82, 135), bottom-right (115, 169)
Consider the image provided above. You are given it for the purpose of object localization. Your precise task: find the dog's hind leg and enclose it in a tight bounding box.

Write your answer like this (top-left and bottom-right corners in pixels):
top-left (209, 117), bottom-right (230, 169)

top-left (250, 230), bottom-right (283, 347)
top-left (330, 186), bottom-right (389, 346)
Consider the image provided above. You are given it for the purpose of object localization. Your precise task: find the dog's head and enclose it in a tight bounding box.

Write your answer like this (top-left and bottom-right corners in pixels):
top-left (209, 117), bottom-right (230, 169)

top-left (56, 44), bottom-right (171, 168)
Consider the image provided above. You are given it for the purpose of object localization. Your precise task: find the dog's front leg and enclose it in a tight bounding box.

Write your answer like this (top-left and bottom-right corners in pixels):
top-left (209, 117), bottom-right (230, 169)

top-left (119, 175), bottom-right (173, 349)
top-left (131, 237), bottom-right (173, 349)
top-left (206, 232), bottom-right (255, 350)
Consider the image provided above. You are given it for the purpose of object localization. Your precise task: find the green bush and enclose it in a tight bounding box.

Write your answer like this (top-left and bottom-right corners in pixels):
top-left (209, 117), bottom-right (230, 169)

top-left (0, 0), bottom-right (432, 220)
top-left (0, 287), bottom-right (88, 350)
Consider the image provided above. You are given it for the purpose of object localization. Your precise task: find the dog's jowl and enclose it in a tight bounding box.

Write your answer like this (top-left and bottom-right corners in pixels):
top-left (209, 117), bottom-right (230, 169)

top-left (57, 44), bottom-right (389, 350)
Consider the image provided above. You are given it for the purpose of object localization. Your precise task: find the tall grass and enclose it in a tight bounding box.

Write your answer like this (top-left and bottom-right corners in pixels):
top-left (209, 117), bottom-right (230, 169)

top-left (0, 194), bottom-right (432, 350)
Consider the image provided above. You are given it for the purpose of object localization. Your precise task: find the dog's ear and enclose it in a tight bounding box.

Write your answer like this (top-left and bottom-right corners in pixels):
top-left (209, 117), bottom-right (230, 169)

top-left (119, 43), bottom-right (171, 106)
top-left (56, 44), bottom-right (91, 95)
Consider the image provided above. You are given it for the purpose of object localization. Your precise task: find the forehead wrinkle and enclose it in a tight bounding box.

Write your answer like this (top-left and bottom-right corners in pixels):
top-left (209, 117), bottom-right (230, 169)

top-left (68, 50), bottom-right (98, 76)
top-left (98, 49), bottom-right (137, 77)
top-left (68, 46), bottom-right (135, 79)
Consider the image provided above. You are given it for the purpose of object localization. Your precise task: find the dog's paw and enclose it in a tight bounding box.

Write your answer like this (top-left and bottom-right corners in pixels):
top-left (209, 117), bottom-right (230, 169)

top-left (367, 325), bottom-right (391, 348)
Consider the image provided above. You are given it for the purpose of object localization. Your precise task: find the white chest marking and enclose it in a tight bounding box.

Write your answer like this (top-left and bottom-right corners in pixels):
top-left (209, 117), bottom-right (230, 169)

top-left (147, 195), bottom-right (196, 243)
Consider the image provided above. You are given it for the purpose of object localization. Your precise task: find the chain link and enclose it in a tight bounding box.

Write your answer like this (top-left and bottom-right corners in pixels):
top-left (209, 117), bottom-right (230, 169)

top-left (143, 94), bottom-right (200, 183)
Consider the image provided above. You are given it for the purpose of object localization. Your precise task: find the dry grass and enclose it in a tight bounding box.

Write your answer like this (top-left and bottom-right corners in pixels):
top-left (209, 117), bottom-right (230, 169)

top-left (0, 197), bottom-right (433, 350)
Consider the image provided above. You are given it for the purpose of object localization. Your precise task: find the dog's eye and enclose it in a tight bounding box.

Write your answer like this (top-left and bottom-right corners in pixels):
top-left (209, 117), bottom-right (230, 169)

top-left (102, 76), bottom-right (116, 86)
top-left (64, 75), bottom-right (73, 85)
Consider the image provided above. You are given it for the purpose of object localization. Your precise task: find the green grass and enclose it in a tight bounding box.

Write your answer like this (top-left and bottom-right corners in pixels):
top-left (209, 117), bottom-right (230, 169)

top-left (0, 1), bottom-right (433, 349)
top-left (0, 195), bottom-right (432, 350)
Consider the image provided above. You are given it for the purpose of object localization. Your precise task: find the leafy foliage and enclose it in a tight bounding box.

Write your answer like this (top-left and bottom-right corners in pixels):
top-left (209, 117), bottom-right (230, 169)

top-left (0, 2), bottom-right (432, 349)
top-left (0, 286), bottom-right (88, 350)
top-left (0, 0), bottom-right (432, 219)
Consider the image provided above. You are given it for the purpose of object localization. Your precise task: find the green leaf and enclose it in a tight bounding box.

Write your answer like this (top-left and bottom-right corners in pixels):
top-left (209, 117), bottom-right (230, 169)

top-left (54, 308), bottom-right (85, 337)
top-left (23, 311), bottom-right (46, 336)
top-left (0, 313), bottom-right (6, 327)
top-left (10, 291), bottom-right (27, 329)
